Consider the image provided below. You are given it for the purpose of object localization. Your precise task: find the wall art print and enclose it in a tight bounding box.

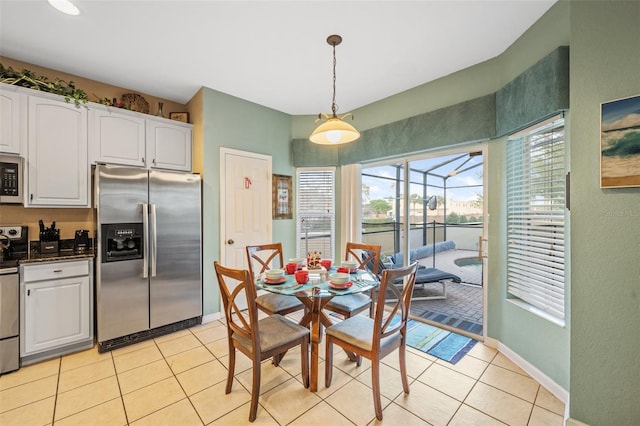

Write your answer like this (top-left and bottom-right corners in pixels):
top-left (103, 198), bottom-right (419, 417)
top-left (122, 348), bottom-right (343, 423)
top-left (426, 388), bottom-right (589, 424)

top-left (600, 94), bottom-right (640, 188)
top-left (272, 174), bottom-right (292, 219)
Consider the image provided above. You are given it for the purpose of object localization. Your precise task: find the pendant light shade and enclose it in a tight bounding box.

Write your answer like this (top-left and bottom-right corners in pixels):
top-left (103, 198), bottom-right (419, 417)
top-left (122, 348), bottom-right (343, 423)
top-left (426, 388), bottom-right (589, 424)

top-left (310, 35), bottom-right (360, 145)
top-left (309, 115), bottom-right (360, 144)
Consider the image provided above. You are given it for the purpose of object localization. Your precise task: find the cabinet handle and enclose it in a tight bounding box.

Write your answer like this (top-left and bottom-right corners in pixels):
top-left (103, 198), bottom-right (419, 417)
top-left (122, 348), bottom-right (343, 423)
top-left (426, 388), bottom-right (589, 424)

top-left (53, 269), bottom-right (62, 273)
top-left (27, 289), bottom-right (30, 296)
top-left (30, 194), bottom-right (33, 201)
top-left (152, 158), bottom-right (156, 165)
top-left (142, 157), bottom-right (145, 163)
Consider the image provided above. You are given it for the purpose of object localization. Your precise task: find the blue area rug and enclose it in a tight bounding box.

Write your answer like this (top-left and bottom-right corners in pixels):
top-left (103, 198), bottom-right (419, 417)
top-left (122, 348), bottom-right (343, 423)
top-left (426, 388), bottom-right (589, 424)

top-left (404, 319), bottom-right (477, 364)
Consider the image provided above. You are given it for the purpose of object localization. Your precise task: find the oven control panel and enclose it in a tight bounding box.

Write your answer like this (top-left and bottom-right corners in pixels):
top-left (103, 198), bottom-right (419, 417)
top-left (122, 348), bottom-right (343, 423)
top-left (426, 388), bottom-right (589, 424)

top-left (0, 226), bottom-right (24, 240)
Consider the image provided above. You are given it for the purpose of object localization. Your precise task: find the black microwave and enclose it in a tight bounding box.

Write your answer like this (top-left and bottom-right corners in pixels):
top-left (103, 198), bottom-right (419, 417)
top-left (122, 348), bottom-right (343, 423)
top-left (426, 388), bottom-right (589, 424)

top-left (0, 154), bottom-right (24, 204)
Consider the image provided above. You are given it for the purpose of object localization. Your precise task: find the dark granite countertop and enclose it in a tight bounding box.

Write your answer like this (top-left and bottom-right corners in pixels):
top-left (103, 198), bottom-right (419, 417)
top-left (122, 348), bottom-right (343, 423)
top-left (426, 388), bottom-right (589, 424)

top-left (22, 249), bottom-right (95, 264)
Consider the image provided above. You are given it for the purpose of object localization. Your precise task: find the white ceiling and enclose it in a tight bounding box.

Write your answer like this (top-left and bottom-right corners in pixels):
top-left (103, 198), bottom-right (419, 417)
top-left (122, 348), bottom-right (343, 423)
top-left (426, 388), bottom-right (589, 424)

top-left (0, 0), bottom-right (556, 115)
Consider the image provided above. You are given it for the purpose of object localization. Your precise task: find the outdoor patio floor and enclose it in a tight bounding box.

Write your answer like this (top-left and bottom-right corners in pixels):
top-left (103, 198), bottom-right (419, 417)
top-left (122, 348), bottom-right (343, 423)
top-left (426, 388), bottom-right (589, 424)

top-left (408, 249), bottom-right (484, 336)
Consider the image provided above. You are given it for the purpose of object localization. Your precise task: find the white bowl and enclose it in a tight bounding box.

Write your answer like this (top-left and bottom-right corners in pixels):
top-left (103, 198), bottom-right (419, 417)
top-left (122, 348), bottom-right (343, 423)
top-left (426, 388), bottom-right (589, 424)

top-left (289, 258), bottom-right (305, 265)
top-left (341, 261), bottom-right (358, 270)
top-left (265, 269), bottom-right (284, 280)
top-left (329, 272), bottom-right (349, 285)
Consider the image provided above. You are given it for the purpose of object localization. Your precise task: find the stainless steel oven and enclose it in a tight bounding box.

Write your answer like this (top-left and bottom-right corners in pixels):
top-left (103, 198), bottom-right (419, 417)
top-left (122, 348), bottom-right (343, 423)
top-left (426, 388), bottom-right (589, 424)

top-left (0, 225), bottom-right (28, 374)
top-left (0, 155), bottom-right (24, 204)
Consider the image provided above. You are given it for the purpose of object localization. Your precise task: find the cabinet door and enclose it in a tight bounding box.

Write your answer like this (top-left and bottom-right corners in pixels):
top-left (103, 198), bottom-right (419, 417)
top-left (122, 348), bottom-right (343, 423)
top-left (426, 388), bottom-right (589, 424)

top-left (27, 96), bottom-right (89, 207)
top-left (23, 275), bottom-right (91, 355)
top-left (0, 90), bottom-right (22, 154)
top-left (90, 109), bottom-right (145, 166)
top-left (146, 119), bottom-right (192, 171)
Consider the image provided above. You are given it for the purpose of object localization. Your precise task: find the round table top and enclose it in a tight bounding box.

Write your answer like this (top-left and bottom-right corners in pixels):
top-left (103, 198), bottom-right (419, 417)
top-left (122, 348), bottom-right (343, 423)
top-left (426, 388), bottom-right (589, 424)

top-left (255, 268), bottom-right (379, 299)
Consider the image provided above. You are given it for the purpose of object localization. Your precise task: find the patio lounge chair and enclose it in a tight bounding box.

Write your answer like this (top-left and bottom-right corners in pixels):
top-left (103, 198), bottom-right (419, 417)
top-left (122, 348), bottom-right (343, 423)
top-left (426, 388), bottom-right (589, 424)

top-left (367, 255), bottom-right (461, 301)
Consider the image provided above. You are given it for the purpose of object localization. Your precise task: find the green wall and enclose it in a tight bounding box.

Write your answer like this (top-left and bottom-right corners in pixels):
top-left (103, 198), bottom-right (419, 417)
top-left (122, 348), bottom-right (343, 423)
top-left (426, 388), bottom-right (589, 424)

top-left (201, 87), bottom-right (294, 316)
top-left (569, 1), bottom-right (640, 424)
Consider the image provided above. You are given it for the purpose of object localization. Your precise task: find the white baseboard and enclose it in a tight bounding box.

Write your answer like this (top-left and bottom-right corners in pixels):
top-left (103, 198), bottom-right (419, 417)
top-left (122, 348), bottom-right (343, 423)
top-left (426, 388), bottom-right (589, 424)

top-left (565, 417), bottom-right (589, 426)
top-left (202, 312), bottom-right (222, 323)
top-left (494, 340), bottom-right (569, 406)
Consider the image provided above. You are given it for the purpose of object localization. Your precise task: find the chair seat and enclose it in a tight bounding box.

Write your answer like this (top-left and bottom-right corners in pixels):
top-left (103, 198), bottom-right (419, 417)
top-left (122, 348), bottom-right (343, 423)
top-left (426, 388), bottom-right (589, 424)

top-left (325, 315), bottom-right (401, 353)
top-left (256, 293), bottom-right (304, 313)
top-left (325, 293), bottom-right (370, 313)
top-left (233, 314), bottom-right (309, 353)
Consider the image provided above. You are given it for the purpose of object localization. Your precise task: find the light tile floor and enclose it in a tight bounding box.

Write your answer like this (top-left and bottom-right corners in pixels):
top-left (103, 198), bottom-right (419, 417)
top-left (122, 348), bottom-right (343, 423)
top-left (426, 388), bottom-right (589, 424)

top-left (0, 315), bottom-right (565, 426)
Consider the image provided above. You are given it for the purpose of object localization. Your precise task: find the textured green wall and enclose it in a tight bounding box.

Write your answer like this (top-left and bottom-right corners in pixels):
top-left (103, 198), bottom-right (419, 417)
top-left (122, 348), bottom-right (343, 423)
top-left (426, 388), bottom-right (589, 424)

top-left (201, 87), bottom-right (294, 316)
top-left (569, 1), bottom-right (640, 424)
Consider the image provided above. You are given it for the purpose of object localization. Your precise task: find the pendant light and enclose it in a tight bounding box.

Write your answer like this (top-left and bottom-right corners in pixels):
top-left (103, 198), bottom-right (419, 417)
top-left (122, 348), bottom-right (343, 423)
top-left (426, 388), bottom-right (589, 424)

top-left (309, 35), bottom-right (360, 145)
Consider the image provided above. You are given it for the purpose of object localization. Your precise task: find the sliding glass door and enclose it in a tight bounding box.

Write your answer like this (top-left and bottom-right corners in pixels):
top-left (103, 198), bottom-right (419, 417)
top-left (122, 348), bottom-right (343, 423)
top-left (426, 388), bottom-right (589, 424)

top-left (361, 147), bottom-right (486, 337)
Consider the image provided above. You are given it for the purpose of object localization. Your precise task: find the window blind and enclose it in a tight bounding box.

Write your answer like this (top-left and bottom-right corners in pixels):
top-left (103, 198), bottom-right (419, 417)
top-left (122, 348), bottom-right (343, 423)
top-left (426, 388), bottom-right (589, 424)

top-left (296, 169), bottom-right (335, 259)
top-left (506, 118), bottom-right (566, 321)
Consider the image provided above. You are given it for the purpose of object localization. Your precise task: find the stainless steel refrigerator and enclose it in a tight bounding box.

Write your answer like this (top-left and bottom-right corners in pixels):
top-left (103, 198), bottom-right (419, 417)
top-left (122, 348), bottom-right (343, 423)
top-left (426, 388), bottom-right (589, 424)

top-left (95, 164), bottom-right (202, 352)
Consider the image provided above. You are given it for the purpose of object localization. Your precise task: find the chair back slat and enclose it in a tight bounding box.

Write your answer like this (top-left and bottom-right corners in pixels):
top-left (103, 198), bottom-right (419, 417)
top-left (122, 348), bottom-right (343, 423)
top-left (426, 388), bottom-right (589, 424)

top-left (246, 242), bottom-right (284, 277)
top-left (345, 242), bottom-right (381, 274)
top-left (373, 263), bottom-right (418, 342)
top-left (214, 261), bottom-right (260, 348)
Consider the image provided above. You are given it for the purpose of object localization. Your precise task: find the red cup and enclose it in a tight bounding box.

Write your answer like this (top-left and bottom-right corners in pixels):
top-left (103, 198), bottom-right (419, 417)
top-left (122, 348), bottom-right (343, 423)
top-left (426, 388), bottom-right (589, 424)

top-left (295, 270), bottom-right (309, 284)
top-left (285, 263), bottom-right (297, 274)
top-left (320, 259), bottom-right (332, 270)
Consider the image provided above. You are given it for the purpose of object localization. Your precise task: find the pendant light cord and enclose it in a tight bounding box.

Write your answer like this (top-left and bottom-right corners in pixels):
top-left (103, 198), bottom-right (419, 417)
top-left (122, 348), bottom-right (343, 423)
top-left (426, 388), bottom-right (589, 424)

top-left (331, 40), bottom-right (338, 117)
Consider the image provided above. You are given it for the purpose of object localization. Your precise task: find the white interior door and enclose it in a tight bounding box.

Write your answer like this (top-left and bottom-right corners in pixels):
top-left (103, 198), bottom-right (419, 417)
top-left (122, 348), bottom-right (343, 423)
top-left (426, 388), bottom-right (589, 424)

top-left (220, 147), bottom-right (272, 271)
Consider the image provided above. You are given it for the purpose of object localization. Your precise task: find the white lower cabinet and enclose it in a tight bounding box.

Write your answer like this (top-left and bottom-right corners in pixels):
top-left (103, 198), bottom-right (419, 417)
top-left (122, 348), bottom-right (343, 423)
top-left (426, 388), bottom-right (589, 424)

top-left (20, 259), bottom-right (94, 363)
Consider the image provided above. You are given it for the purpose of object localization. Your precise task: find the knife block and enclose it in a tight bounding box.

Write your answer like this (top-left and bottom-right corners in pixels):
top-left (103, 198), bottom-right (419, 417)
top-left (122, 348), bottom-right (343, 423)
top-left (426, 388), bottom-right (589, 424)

top-left (40, 241), bottom-right (59, 254)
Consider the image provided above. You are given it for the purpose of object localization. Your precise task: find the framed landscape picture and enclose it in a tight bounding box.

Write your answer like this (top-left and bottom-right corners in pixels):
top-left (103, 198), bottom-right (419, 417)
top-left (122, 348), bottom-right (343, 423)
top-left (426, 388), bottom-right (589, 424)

top-left (272, 174), bottom-right (292, 219)
top-left (600, 94), bottom-right (640, 188)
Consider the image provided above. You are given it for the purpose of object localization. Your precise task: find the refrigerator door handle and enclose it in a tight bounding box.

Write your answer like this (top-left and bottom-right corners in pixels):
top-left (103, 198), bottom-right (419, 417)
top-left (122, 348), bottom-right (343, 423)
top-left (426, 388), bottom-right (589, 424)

top-left (150, 203), bottom-right (157, 277)
top-left (142, 203), bottom-right (149, 279)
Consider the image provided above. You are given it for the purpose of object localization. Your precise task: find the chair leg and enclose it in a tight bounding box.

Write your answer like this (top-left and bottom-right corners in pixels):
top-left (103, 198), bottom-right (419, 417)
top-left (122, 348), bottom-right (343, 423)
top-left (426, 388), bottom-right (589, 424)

top-left (399, 341), bottom-right (410, 394)
top-left (249, 357), bottom-right (261, 422)
top-left (226, 345), bottom-right (236, 394)
top-left (301, 337), bottom-right (310, 388)
top-left (272, 350), bottom-right (286, 366)
top-left (371, 356), bottom-right (383, 420)
top-left (325, 338), bottom-right (334, 387)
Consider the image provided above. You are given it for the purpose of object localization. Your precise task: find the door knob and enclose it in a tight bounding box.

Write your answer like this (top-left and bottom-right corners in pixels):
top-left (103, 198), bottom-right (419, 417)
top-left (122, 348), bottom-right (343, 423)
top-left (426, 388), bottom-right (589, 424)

top-left (227, 239), bottom-right (234, 245)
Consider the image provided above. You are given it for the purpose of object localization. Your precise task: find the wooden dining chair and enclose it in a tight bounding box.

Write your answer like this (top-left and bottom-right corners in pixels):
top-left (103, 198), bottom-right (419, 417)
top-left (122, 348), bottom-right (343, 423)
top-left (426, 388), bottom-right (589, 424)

top-left (324, 242), bottom-right (381, 319)
top-left (324, 262), bottom-right (418, 420)
top-left (245, 242), bottom-right (305, 316)
top-left (214, 261), bottom-right (310, 422)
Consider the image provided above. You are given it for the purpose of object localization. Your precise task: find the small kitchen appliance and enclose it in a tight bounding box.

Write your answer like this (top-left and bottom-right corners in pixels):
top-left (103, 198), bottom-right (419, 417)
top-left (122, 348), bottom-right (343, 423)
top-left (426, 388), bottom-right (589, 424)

top-left (74, 229), bottom-right (90, 253)
top-left (0, 155), bottom-right (24, 204)
top-left (0, 225), bottom-right (28, 374)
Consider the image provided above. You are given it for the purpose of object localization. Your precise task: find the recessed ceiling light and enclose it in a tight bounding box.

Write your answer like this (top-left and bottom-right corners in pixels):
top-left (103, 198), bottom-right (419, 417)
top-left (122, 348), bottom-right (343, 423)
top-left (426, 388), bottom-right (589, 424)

top-left (48, 0), bottom-right (80, 16)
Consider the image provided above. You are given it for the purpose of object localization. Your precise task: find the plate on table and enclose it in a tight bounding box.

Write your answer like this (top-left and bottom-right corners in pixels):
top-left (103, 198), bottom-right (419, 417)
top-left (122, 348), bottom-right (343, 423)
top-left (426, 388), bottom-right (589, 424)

top-left (336, 267), bottom-right (358, 274)
top-left (329, 281), bottom-right (353, 290)
top-left (262, 277), bottom-right (286, 285)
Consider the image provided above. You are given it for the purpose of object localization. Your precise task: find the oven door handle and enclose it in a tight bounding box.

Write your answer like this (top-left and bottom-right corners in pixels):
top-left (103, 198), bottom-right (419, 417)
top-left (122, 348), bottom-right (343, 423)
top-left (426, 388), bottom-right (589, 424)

top-left (142, 203), bottom-right (149, 279)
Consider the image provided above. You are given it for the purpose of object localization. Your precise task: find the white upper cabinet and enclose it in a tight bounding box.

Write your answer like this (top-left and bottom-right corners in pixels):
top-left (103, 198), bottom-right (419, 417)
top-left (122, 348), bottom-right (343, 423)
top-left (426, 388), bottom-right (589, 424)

top-left (145, 118), bottom-right (192, 171)
top-left (90, 109), bottom-right (146, 167)
top-left (91, 108), bottom-right (192, 172)
top-left (0, 89), bottom-right (22, 154)
top-left (26, 96), bottom-right (90, 207)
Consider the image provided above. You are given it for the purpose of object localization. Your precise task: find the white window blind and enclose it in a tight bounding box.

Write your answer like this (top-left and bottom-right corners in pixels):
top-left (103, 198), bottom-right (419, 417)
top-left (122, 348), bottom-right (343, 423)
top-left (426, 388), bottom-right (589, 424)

top-left (296, 168), bottom-right (335, 259)
top-left (506, 117), bottom-right (566, 321)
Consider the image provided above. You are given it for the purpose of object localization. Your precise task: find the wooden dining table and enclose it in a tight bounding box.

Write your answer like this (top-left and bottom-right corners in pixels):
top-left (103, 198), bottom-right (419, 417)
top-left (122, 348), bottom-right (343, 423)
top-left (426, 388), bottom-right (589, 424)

top-left (255, 268), bottom-right (379, 392)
